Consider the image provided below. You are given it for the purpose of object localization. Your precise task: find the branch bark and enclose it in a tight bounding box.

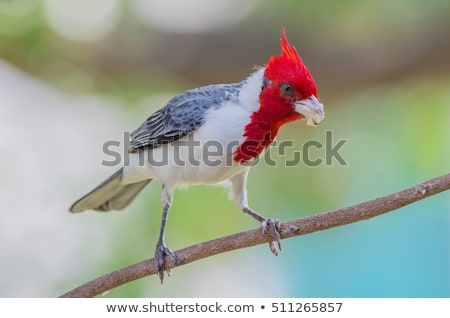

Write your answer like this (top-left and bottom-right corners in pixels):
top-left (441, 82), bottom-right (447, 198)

top-left (60, 172), bottom-right (450, 298)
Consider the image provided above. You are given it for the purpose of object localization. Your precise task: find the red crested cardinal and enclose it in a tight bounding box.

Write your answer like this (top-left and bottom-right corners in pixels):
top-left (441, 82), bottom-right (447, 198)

top-left (70, 28), bottom-right (324, 282)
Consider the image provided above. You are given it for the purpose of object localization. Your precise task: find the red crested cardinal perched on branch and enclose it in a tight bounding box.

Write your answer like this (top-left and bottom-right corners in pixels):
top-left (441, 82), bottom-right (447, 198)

top-left (70, 28), bottom-right (324, 282)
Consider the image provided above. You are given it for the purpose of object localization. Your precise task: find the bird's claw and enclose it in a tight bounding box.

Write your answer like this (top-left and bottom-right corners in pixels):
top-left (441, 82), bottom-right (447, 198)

top-left (154, 242), bottom-right (177, 283)
top-left (261, 218), bottom-right (282, 256)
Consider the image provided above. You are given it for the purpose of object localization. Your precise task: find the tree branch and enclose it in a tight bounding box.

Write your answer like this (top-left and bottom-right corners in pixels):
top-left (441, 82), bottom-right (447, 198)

top-left (60, 172), bottom-right (450, 298)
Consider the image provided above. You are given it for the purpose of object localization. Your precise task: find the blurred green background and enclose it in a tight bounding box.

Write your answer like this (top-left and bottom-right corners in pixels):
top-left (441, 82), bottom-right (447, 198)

top-left (0, 0), bottom-right (449, 297)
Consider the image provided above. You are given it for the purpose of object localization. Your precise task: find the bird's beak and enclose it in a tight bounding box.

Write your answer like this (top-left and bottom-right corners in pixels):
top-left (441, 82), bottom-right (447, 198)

top-left (294, 95), bottom-right (325, 126)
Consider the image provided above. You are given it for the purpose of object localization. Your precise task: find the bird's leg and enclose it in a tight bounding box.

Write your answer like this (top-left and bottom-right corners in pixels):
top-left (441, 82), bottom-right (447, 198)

top-left (230, 171), bottom-right (282, 255)
top-left (155, 186), bottom-right (176, 283)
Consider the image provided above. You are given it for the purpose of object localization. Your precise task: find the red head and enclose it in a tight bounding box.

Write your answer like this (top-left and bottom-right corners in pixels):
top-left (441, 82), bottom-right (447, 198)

top-left (234, 27), bottom-right (324, 162)
top-left (260, 27), bottom-right (323, 126)
top-left (264, 27), bottom-right (318, 101)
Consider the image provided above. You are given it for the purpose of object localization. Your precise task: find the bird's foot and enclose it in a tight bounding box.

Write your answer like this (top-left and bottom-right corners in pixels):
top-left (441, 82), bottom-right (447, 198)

top-left (154, 241), bottom-right (177, 284)
top-left (261, 218), bottom-right (282, 256)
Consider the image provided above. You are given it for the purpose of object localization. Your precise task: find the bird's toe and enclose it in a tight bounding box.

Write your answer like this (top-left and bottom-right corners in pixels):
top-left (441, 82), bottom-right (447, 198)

top-left (261, 218), bottom-right (282, 256)
top-left (154, 243), bottom-right (176, 283)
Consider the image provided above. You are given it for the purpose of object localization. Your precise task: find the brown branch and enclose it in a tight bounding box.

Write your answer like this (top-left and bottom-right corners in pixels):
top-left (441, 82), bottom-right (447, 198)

top-left (60, 172), bottom-right (450, 298)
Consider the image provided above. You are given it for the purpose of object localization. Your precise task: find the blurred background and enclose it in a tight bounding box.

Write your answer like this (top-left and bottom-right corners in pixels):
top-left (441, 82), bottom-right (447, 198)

top-left (0, 0), bottom-right (449, 297)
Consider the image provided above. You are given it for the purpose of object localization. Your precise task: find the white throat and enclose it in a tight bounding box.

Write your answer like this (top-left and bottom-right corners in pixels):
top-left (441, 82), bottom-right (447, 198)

top-left (238, 68), bottom-right (265, 112)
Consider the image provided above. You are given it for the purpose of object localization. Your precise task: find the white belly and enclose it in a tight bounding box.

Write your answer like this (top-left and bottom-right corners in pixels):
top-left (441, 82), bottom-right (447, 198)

top-left (122, 100), bottom-right (252, 190)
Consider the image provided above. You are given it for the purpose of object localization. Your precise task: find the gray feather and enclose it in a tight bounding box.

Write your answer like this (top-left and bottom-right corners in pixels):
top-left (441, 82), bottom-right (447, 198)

top-left (129, 82), bottom-right (243, 152)
top-left (70, 168), bottom-right (151, 212)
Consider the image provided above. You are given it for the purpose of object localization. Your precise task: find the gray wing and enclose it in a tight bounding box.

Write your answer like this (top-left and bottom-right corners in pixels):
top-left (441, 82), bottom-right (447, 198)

top-left (129, 83), bottom-right (242, 152)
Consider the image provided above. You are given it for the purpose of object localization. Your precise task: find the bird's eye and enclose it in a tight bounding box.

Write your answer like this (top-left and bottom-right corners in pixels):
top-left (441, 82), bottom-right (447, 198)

top-left (280, 83), bottom-right (294, 97)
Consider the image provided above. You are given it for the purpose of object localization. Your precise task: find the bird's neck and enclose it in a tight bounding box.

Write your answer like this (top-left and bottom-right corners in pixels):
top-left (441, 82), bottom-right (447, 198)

top-left (233, 108), bottom-right (282, 163)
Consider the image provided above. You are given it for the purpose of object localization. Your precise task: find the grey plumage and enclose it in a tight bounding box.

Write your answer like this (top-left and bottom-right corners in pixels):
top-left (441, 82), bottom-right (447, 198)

top-left (129, 82), bottom-right (243, 152)
top-left (69, 168), bottom-right (151, 212)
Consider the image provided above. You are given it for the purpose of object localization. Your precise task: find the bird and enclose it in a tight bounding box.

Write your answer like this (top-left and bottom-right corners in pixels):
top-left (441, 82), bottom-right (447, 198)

top-left (70, 27), bottom-right (324, 283)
